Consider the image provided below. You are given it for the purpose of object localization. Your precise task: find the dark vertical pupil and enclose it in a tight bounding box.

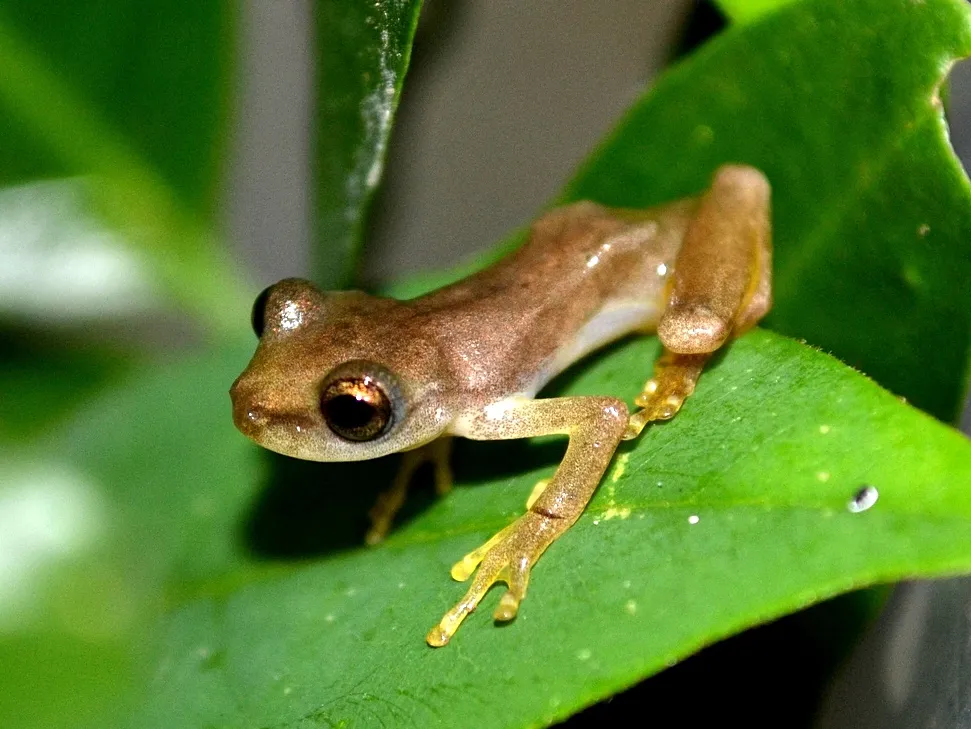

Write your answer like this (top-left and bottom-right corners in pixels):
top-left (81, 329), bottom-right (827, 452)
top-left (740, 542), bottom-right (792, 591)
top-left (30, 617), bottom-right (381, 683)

top-left (250, 285), bottom-right (273, 337)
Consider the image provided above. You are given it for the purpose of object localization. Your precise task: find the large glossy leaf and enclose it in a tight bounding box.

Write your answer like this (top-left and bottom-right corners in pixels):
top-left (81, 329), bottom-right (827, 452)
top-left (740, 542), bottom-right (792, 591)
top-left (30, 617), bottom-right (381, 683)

top-left (564, 0), bottom-right (971, 421)
top-left (31, 330), bottom-right (971, 729)
top-left (312, 0), bottom-right (423, 288)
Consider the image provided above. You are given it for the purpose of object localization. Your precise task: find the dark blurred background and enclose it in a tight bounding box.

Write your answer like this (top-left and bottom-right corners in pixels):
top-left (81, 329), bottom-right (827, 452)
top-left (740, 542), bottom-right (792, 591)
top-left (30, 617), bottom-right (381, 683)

top-left (226, 1), bottom-right (971, 726)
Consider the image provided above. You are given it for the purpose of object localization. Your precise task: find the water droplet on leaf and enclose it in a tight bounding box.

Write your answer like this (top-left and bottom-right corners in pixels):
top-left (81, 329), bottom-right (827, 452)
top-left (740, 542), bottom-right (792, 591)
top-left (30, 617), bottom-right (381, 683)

top-left (848, 485), bottom-right (878, 513)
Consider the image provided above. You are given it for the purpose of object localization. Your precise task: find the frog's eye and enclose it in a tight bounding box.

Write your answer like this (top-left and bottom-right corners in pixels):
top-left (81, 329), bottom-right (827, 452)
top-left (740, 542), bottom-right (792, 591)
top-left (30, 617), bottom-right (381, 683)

top-left (250, 285), bottom-right (273, 337)
top-left (320, 375), bottom-right (393, 442)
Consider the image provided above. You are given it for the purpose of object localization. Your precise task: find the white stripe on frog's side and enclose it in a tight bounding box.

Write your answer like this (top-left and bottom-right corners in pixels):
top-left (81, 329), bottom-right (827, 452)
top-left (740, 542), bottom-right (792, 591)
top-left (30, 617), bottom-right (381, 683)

top-left (449, 393), bottom-right (533, 440)
top-left (526, 300), bottom-right (659, 397)
top-left (449, 301), bottom-right (656, 439)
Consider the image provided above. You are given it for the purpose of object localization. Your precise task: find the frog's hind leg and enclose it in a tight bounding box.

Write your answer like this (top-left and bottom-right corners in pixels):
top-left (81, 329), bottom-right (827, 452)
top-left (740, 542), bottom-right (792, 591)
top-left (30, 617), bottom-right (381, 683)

top-left (365, 437), bottom-right (453, 544)
top-left (625, 165), bottom-right (772, 440)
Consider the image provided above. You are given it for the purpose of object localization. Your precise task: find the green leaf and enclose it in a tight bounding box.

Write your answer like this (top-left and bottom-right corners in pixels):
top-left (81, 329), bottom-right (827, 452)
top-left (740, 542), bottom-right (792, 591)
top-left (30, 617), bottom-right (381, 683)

top-left (564, 0), bottom-right (971, 421)
top-left (0, 342), bottom-right (261, 729)
top-left (714, 0), bottom-right (801, 23)
top-left (312, 0), bottom-right (423, 288)
top-left (26, 330), bottom-right (971, 729)
top-left (0, 0), bottom-right (426, 329)
top-left (0, 332), bottom-right (130, 442)
top-left (0, 1), bottom-right (249, 334)
top-left (0, 458), bottom-right (148, 729)
top-left (0, 1), bottom-right (233, 214)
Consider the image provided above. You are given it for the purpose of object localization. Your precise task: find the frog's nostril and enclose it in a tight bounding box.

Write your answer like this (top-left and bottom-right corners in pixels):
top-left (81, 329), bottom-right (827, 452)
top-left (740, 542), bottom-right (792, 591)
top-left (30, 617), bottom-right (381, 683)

top-left (232, 395), bottom-right (268, 437)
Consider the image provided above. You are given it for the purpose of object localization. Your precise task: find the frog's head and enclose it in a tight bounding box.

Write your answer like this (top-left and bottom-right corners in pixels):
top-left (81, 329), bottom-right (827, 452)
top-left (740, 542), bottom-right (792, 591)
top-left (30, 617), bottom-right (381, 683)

top-left (230, 278), bottom-right (452, 462)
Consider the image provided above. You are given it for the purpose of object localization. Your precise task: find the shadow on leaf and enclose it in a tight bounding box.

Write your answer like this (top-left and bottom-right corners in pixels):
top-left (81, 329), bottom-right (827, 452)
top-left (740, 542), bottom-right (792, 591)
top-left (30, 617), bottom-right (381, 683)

top-left (243, 437), bottom-right (569, 560)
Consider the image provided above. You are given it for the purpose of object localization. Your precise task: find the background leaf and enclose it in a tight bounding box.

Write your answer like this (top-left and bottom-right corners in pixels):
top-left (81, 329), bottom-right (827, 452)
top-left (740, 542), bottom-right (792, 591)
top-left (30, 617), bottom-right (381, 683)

top-left (0, 1), bottom-right (231, 213)
top-left (565, 0), bottom-right (971, 421)
top-left (0, 1), bottom-right (248, 332)
top-left (0, 2), bottom-right (425, 727)
top-left (0, 331), bottom-right (131, 440)
top-left (312, 0), bottom-right (424, 288)
top-left (714, 0), bottom-right (801, 23)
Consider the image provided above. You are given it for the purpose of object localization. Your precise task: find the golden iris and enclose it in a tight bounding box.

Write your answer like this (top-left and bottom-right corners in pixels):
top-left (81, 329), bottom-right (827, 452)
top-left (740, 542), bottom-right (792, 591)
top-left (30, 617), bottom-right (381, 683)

top-left (320, 376), bottom-right (393, 441)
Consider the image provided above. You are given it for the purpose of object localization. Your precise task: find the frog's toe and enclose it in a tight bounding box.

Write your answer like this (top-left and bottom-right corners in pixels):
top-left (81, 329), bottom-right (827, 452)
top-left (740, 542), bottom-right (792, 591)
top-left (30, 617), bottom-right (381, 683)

top-left (449, 543), bottom-right (488, 582)
top-left (365, 482), bottom-right (407, 545)
top-left (624, 353), bottom-right (708, 440)
top-left (633, 384), bottom-right (685, 419)
top-left (493, 591), bottom-right (520, 622)
top-left (428, 512), bottom-right (560, 646)
top-left (493, 566), bottom-right (528, 622)
top-left (426, 562), bottom-right (500, 647)
top-left (430, 541), bottom-right (514, 646)
top-left (449, 521), bottom-right (515, 581)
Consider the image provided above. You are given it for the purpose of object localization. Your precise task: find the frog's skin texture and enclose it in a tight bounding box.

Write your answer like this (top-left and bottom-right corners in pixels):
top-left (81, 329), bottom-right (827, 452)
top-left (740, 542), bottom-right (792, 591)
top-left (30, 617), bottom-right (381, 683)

top-left (230, 165), bottom-right (772, 646)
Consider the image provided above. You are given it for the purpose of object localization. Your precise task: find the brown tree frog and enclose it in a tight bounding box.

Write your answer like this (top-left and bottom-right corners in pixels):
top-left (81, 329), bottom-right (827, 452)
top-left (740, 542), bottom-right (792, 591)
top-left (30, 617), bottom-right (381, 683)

top-left (230, 165), bottom-right (772, 646)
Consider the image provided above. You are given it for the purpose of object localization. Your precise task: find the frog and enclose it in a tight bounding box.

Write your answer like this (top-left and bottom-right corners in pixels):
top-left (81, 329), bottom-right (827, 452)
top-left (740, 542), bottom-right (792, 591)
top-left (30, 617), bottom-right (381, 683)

top-left (230, 164), bottom-right (772, 647)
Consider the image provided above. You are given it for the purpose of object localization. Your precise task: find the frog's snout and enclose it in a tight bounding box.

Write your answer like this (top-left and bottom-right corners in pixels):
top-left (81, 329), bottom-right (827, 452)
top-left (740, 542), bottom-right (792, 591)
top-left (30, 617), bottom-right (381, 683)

top-left (229, 377), bottom-right (267, 438)
top-left (230, 376), bottom-right (317, 443)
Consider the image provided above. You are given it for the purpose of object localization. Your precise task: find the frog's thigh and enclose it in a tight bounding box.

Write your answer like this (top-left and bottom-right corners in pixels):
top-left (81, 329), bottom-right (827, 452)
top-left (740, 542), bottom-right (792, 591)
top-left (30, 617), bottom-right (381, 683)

top-left (365, 437), bottom-right (453, 545)
top-left (427, 396), bottom-right (627, 647)
top-left (627, 165), bottom-right (772, 440)
top-left (660, 164), bottom-right (771, 351)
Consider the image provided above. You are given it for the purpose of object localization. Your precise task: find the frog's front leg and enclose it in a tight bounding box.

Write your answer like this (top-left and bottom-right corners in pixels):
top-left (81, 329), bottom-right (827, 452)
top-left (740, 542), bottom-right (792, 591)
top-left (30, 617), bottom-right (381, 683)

top-left (626, 165), bottom-right (772, 439)
top-left (426, 396), bottom-right (627, 647)
top-left (366, 437), bottom-right (453, 545)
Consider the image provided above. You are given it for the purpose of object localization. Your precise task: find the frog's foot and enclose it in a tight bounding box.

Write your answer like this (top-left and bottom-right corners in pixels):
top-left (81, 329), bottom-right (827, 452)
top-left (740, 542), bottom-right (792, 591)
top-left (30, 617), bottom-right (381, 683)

top-left (366, 437), bottom-right (453, 545)
top-left (426, 511), bottom-right (565, 647)
top-left (623, 351), bottom-right (708, 440)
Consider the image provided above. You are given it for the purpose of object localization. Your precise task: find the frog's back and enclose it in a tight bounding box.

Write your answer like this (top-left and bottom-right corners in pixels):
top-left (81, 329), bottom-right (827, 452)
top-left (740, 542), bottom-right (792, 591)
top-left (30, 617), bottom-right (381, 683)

top-left (410, 199), bottom-right (696, 399)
